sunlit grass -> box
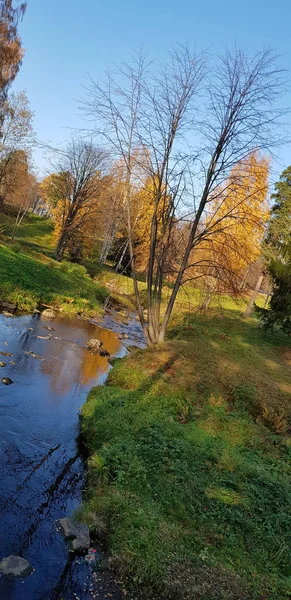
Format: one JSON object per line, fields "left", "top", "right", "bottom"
{"left": 80, "top": 313, "right": 291, "bottom": 599}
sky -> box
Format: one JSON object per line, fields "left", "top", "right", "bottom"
{"left": 14, "top": 0, "right": 291, "bottom": 183}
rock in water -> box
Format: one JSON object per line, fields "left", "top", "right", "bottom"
{"left": 0, "top": 555, "right": 33, "bottom": 578}
{"left": 99, "top": 349, "right": 110, "bottom": 357}
{"left": 0, "top": 362, "right": 6, "bottom": 367}
{"left": 56, "top": 517, "right": 90, "bottom": 552}
{"left": 41, "top": 308, "right": 56, "bottom": 319}
{"left": 1, "top": 377, "right": 13, "bottom": 385}
{"left": 86, "top": 339, "right": 103, "bottom": 353}
{"left": 24, "top": 351, "right": 43, "bottom": 360}
{"left": 0, "top": 301, "right": 16, "bottom": 313}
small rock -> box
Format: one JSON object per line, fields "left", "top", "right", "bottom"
{"left": 1, "top": 377, "right": 13, "bottom": 385}
{"left": 33, "top": 309, "right": 40, "bottom": 314}
{"left": 56, "top": 517, "right": 90, "bottom": 552}
{"left": 99, "top": 349, "right": 110, "bottom": 357}
{"left": 36, "top": 335, "right": 51, "bottom": 340}
{"left": 10, "top": 361, "right": 16, "bottom": 365}
{"left": 41, "top": 309, "right": 56, "bottom": 319}
{"left": 86, "top": 339, "right": 103, "bottom": 353}
{"left": 24, "top": 351, "right": 43, "bottom": 360}
{"left": 2, "top": 311, "right": 13, "bottom": 317}
{"left": 44, "top": 326, "right": 54, "bottom": 332}
{"left": 0, "top": 362, "right": 6, "bottom": 367}
{"left": 85, "top": 548, "right": 98, "bottom": 564}
{"left": 0, "top": 301, "right": 16, "bottom": 312}
{"left": 0, "top": 555, "right": 33, "bottom": 578}
{"left": 0, "top": 351, "right": 13, "bottom": 357}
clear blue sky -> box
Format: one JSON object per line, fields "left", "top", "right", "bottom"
{"left": 14, "top": 0, "right": 291, "bottom": 182}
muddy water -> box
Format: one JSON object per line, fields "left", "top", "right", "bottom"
{"left": 0, "top": 311, "right": 142, "bottom": 599}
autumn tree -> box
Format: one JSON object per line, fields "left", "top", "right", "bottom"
{"left": 0, "top": 0, "right": 26, "bottom": 137}
{"left": 0, "top": 90, "right": 33, "bottom": 211}
{"left": 84, "top": 46, "right": 284, "bottom": 345}
{"left": 99, "top": 164, "right": 128, "bottom": 266}
{"left": 186, "top": 152, "right": 270, "bottom": 309}
{"left": 109, "top": 175, "right": 161, "bottom": 274}
{"left": 41, "top": 139, "right": 107, "bottom": 261}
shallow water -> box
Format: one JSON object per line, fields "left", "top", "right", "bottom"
{"left": 0, "top": 311, "right": 141, "bottom": 599}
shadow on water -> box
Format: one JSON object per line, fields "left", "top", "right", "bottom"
{"left": 0, "top": 311, "right": 143, "bottom": 599}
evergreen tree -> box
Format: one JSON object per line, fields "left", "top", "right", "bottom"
{"left": 259, "top": 166, "right": 291, "bottom": 334}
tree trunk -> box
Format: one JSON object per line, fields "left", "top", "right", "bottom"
{"left": 239, "top": 265, "right": 250, "bottom": 291}
{"left": 55, "top": 232, "right": 68, "bottom": 261}
{"left": 264, "top": 292, "right": 271, "bottom": 309}
{"left": 115, "top": 240, "right": 129, "bottom": 272}
{"left": 11, "top": 204, "right": 28, "bottom": 242}
{"left": 244, "top": 273, "right": 264, "bottom": 317}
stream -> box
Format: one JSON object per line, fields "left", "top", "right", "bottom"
{"left": 0, "top": 309, "right": 144, "bottom": 600}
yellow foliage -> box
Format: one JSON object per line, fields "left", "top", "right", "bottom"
{"left": 189, "top": 152, "right": 270, "bottom": 295}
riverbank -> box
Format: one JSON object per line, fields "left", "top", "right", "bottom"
{"left": 0, "top": 309, "right": 136, "bottom": 599}
{"left": 0, "top": 213, "right": 108, "bottom": 316}
{"left": 80, "top": 312, "right": 291, "bottom": 600}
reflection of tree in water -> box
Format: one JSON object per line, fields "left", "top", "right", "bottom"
{"left": 40, "top": 320, "right": 121, "bottom": 395}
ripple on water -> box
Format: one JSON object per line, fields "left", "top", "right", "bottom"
{"left": 0, "top": 310, "right": 141, "bottom": 600}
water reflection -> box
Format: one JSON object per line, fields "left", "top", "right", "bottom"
{"left": 0, "top": 311, "right": 132, "bottom": 600}
{"left": 39, "top": 317, "right": 122, "bottom": 395}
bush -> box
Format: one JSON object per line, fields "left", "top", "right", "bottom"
{"left": 10, "top": 242, "right": 22, "bottom": 254}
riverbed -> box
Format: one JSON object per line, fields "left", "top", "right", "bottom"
{"left": 0, "top": 310, "right": 143, "bottom": 599}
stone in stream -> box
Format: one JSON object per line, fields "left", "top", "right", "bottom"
{"left": 0, "top": 361, "right": 6, "bottom": 367}
{"left": 0, "top": 555, "right": 33, "bottom": 578}
{"left": 56, "top": 517, "right": 90, "bottom": 552}
{"left": 86, "top": 339, "right": 103, "bottom": 353}
{"left": 1, "top": 377, "right": 13, "bottom": 385}
{"left": 41, "top": 308, "right": 56, "bottom": 319}
{"left": 0, "top": 301, "right": 16, "bottom": 313}
{"left": 24, "top": 351, "right": 44, "bottom": 360}
{"left": 2, "top": 311, "right": 14, "bottom": 317}
{"left": 99, "top": 349, "right": 110, "bottom": 357}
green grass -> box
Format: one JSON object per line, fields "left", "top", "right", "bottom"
{"left": 97, "top": 268, "right": 268, "bottom": 318}
{"left": 0, "top": 245, "right": 108, "bottom": 314}
{"left": 2, "top": 208, "right": 291, "bottom": 597}
{"left": 1, "top": 211, "right": 56, "bottom": 255}
{"left": 0, "top": 212, "right": 108, "bottom": 315}
{"left": 80, "top": 313, "right": 291, "bottom": 599}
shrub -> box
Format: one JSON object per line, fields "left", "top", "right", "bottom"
{"left": 10, "top": 242, "right": 22, "bottom": 254}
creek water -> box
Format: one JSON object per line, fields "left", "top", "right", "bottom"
{"left": 0, "top": 310, "right": 143, "bottom": 600}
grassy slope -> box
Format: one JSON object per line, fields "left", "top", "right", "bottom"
{"left": 0, "top": 212, "right": 107, "bottom": 315}
{"left": 97, "top": 267, "right": 267, "bottom": 316}
{"left": 81, "top": 311, "right": 291, "bottom": 599}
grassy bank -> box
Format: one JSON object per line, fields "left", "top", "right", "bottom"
{"left": 0, "top": 212, "right": 107, "bottom": 315}
{"left": 80, "top": 312, "right": 291, "bottom": 599}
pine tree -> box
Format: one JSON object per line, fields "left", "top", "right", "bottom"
{"left": 259, "top": 166, "right": 291, "bottom": 334}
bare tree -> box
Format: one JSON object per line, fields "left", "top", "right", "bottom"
{"left": 83, "top": 46, "right": 285, "bottom": 345}
{"left": 47, "top": 139, "right": 107, "bottom": 261}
